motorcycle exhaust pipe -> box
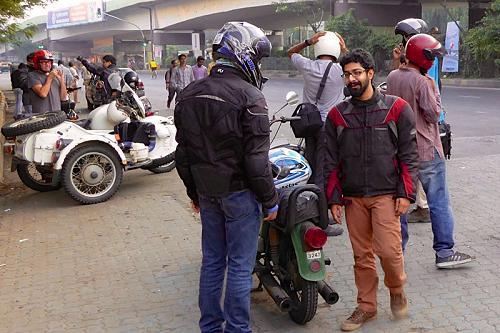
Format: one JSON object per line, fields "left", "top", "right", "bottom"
{"left": 317, "top": 280, "right": 339, "bottom": 305}
{"left": 257, "top": 271, "right": 292, "bottom": 312}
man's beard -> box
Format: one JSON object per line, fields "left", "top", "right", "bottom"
{"left": 347, "top": 79, "right": 369, "bottom": 98}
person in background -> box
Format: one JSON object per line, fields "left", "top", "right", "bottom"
{"left": 28, "top": 50, "right": 67, "bottom": 114}
{"left": 78, "top": 54, "right": 120, "bottom": 103}
{"left": 325, "top": 49, "right": 418, "bottom": 331}
{"left": 288, "top": 30, "right": 348, "bottom": 236}
{"left": 10, "top": 63, "right": 28, "bottom": 119}
{"left": 386, "top": 34, "right": 473, "bottom": 268}
{"left": 165, "top": 59, "right": 178, "bottom": 108}
{"left": 192, "top": 56, "right": 208, "bottom": 80}
{"left": 171, "top": 53, "right": 194, "bottom": 95}
{"left": 68, "top": 61, "right": 80, "bottom": 103}
{"left": 149, "top": 59, "right": 158, "bottom": 79}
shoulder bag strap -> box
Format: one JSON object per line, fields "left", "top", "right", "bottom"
{"left": 315, "top": 61, "right": 334, "bottom": 105}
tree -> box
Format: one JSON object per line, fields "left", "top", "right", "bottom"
{"left": 325, "top": 9, "right": 371, "bottom": 50}
{"left": 464, "top": 0, "right": 500, "bottom": 76}
{"left": 0, "top": 0, "right": 52, "bottom": 44}
{"left": 274, "top": 0, "right": 329, "bottom": 33}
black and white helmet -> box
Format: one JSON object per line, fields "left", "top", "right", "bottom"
{"left": 212, "top": 21, "right": 271, "bottom": 89}
{"left": 395, "top": 18, "right": 429, "bottom": 45}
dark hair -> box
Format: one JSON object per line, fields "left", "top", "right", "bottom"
{"left": 58, "top": 60, "right": 64, "bottom": 66}
{"left": 102, "top": 55, "right": 116, "bottom": 65}
{"left": 178, "top": 54, "right": 187, "bottom": 60}
{"left": 196, "top": 56, "right": 205, "bottom": 62}
{"left": 26, "top": 53, "right": 35, "bottom": 61}
{"left": 68, "top": 61, "right": 74, "bottom": 67}
{"left": 339, "top": 48, "right": 376, "bottom": 71}
{"left": 18, "top": 63, "right": 27, "bottom": 69}
{"left": 171, "top": 59, "right": 177, "bottom": 64}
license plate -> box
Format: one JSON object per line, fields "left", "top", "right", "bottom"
{"left": 306, "top": 250, "right": 321, "bottom": 260}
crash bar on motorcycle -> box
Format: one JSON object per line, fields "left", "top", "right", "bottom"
{"left": 284, "top": 185, "right": 329, "bottom": 235}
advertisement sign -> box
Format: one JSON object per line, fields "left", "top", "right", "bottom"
{"left": 442, "top": 21, "right": 460, "bottom": 73}
{"left": 47, "top": 0, "right": 104, "bottom": 29}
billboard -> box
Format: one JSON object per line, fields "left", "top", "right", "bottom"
{"left": 442, "top": 21, "right": 460, "bottom": 73}
{"left": 47, "top": 0, "right": 104, "bottom": 29}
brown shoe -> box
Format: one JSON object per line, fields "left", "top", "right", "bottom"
{"left": 341, "top": 308, "right": 377, "bottom": 331}
{"left": 408, "top": 207, "right": 430, "bottom": 223}
{"left": 390, "top": 292, "right": 408, "bottom": 319}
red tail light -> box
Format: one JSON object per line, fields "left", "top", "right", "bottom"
{"left": 304, "top": 226, "right": 327, "bottom": 249}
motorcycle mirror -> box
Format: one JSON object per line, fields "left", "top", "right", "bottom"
{"left": 285, "top": 91, "right": 299, "bottom": 106}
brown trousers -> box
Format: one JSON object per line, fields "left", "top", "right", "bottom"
{"left": 344, "top": 195, "right": 406, "bottom": 313}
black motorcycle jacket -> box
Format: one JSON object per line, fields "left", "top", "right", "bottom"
{"left": 324, "top": 90, "right": 418, "bottom": 205}
{"left": 80, "top": 59, "right": 118, "bottom": 99}
{"left": 174, "top": 65, "right": 279, "bottom": 209}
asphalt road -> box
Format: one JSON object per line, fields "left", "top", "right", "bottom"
{"left": 139, "top": 74, "right": 500, "bottom": 159}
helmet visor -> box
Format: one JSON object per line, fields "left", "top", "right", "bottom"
{"left": 423, "top": 45, "right": 445, "bottom": 61}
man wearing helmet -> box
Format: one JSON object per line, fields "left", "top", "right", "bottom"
{"left": 325, "top": 49, "right": 418, "bottom": 331}
{"left": 28, "top": 50, "right": 67, "bottom": 114}
{"left": 288, "top": 31, "right": 348, "bottom": 236}
{"left": 386, "top": 34, "right": 473, "bottom": 269}
{"left": 174, "top": 22, "right": 279, "bottom": 333}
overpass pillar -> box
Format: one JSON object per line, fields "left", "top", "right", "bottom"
{"left": 268, "top": 31, "right": 284, "bottom": 52}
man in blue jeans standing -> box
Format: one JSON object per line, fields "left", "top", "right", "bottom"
{"left": 174, "top": 22, "right": 279, "bottom": 332}
{"left": 387, "top": 33, "right": 473, "bottom": 268}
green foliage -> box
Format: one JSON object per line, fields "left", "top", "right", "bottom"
{"left": 274, "top": 0, "right": 327, "bottom": 32}
{"left": 325, "top": 9, "right": 398, "bottom": 73}
{"left": 325, "top": 9, "right": 371, "bottom": 50}
{"left": 464, "top": 0, "right": 500, "bottom": 76}
{"left": 0, "top": 0, "right": 51, "bottom": 44}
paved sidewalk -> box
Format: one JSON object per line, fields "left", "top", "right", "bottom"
{"left": 1, "top": 149, "right": 499, "bottom": 332}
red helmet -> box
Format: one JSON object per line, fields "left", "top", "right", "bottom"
{"left": 405, "top": 34, "right": 444, "bottom": 71}
{"left": 32, "top": 50, "right": 54, "bottom": 70}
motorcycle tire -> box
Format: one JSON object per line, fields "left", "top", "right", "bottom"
{"left": 288, "top": 278, "right": 318, "bottom": 325}
{"left": 17, "top": 162, "right": 61, "bottom": 192}
{"left": 1, "top": 111, "right": 67, "bottom": 137}
{"left": 142, "top": 152, "right": 175, "bottom": 174}
{"left": 61, "top": 144, "right": 123, "bottom": 205}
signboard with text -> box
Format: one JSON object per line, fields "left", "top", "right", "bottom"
{"left": 442, "top": 21, "right": 460, "bottom": 73}
{"left": 47, "top": 0, "right": 104, "bottom": 29}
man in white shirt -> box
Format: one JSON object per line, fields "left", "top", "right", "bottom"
{"left": 288, "top": 31, "right": 348, "bottom": 236}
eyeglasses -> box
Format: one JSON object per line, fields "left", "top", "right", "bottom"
{"left": 341, "top": 69, "right": 367, "bottom": 79}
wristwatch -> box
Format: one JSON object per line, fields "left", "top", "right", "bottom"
{"left": 304, "top": 39, "right": 311, "bottom": 46}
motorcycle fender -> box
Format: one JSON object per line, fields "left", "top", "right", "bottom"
{"left": 290, "top": 224, "right": 326, "bottom": 282}
{"left": 53, "top": 138, "right": 127, "bottom": 170}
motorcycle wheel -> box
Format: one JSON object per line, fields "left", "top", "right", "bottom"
{"left": 17, "top": 162, "right": 61, "bottom": 192}
{"left": 61, "top": 144, "right": 123, "bottom": 204}
{"left": 147, "top": 161, "right": 175, "bottom": 174}
{"left": 142, "top": 152, "right": 175, "bottom": 174}
{"left": 288, "top": 278, "right": 318, "bottom": 324}
{"left": 1, "top": 111, "right": 67, "bottom": 137}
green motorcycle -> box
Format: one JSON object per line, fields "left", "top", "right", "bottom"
{"left": 254, "top": 185, "right": 339, "bottom": 324}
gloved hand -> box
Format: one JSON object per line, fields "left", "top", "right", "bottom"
{"left": 264, "top": 204, "right": 279, "bottom": 221}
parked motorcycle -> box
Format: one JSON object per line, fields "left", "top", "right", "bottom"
{"left": 1, "top": 79, "right": 177, "bottom": 204}
{"left": 253, "top": 92, "right": 339, "bottom": 324}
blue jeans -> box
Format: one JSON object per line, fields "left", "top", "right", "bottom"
{"left": 13, "top": 88, "right": 23, "bottom": 118}
{"left": 401, "top": 149, "right": 455, "bottom": 258}
{"left": 198, "top": 189, "right": 262, "bottom": 333}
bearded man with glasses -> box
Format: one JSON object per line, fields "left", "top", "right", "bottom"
{"left": 324, "top": 49, "right": 419, "bottom": 331}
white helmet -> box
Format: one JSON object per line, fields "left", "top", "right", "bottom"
{"left": 314, "top": 31, "right": 341, "bottom": 60}
{"left": 269, "top": 147, "right": 311, "bottom": 190}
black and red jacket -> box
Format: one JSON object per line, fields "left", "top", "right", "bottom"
{"left": 324, "top": 90, "right": 418, "bottom": 205}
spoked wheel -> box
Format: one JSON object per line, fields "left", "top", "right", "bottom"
{"left": 61, "top": 145, "right": 123, "bottom": 204}
{"left": 16, "top": 162, "right": 61, "bottom": 192}
{"left": 285, "top": 258, "right": 318, "bottom": 324}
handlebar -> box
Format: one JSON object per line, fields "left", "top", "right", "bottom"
{"left": 269, "top": 116, "right": 301, "bottom": 126}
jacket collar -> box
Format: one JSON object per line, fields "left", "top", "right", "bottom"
{"left": 211, "top": 64, "right": 249, "bottom": 83}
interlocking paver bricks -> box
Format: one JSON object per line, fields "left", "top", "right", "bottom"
{"left": 1, "top": 151, "right": 500, "bottom": 332}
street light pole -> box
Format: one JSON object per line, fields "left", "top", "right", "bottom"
{"left": 103, "top": 12, "right": 147, "bottom": 69}
{"left": 140, "top": 6, "right": 155, "bottom": 63}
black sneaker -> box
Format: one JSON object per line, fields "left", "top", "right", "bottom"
{"left": 436, "top": 251, "right": 473, "bottom": 269}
